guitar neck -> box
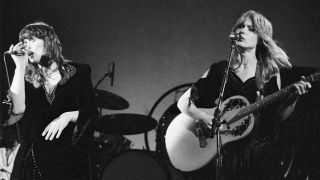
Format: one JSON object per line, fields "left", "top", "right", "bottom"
{"left": 229, "top": 73, "right": 320, "bottom": 124}
{"left": 236, "top": 86, "right": 290, "bottom": 120}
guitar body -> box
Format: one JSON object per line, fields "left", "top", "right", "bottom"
{"left": 165, "top": 95, "right": 254, "bottom": 172}
{"left": 165, "top": 72, "right": 320, "bottom": 172}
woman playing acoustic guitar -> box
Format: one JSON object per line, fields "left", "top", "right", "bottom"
{"left": 174, "top": 10, "right": 312, "bottom": 180}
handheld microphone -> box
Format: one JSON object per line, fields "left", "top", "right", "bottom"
{"left": 4, "top": 50, "right": 25, "bottom": 56}
{"left": 229, "top": 33, "right": 241, "bottom": 41}
{"left": 110, "top": 62, "right": 115, "bottom": 86}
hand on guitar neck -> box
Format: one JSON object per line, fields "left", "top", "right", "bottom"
{"left": 286, "top": 75, "right": 310, "bottom": 99}
{"left": 278, "top": 75, "right": 313, "bottom": 122}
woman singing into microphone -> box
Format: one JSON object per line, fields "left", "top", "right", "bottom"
{"left": 6, "top": 21, "right": 98, "bottom": 180}
{"left": 177, "top": 10, "right": 311, "bottom": 179}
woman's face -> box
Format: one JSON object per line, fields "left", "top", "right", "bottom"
{"left": 234, "top": 19, "right": 258, "bottom": 50}
{"left": 23, "top": 36, "right": 45, "bottom": 63}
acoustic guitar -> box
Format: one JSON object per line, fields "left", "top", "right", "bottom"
{"left": 165, "top": 73, "right": 320, "bottom": 172}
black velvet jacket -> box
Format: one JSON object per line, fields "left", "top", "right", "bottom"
{"left": 13, "top": 62, "right": 98, "bottom": 180}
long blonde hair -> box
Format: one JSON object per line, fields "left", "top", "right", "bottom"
{"left": 231, "top": 10, "right": 291, "bottom": 82}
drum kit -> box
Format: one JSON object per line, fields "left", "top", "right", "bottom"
{"left": 92, "top": 88, "right": 184, "bottom": 180}
{"left": 94, "top": 88, "right": 157, "bottom": 136}
{"left": 91, "top": 64, "right": 186, "bottom": 179}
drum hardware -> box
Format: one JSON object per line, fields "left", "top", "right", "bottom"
{"left": 91, "top": 69, "right": 186, "bottom": 179}
{"left": 147, "top": 83, "right": 192, "bottom": 151}
{"left": 94, "top": 61, "right": 129, "bottom": 110}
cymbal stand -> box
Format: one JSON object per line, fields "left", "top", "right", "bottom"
{"left": 91, "top": 62, "right": 114, "bottom": 180}
{"left": 94, "top": 73, "right": 108, "bottom": 120}
{"left": 94, "top": 62, "right": 115, "bottom": 118}
{"left": 210, "top": 41, "right": 240, "bottom": 180}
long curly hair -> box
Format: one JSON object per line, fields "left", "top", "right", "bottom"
{"left": 231, "top": 10, "right": 291, "bottom": 82}
{"left": 19, "top": 21, "right": 68, "bottom": 67}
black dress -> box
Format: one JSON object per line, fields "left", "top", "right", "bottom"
{"left": 186, "top": 60, "right": 283, "bottom": 180}
{"left": 12, "top": 62, "right": 98, "bottom": 180}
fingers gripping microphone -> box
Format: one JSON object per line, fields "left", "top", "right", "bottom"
{"left": 110, "top": 62, "right": 115, "bottom": 86}
{"left": 4, "top": 50, "right": 25, "bottom": 56}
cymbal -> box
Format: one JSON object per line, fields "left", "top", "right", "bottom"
{"left": 95, "top": 89, "right": 129, "bottom": 110}
{"left": 95, "top": 113, "right": 158, "bottom": 135}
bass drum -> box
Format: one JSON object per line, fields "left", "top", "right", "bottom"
{"left": 101, "top": 150, "right": 185, "bottom": 180}
{"left": 92, "top": 134, "right": 131, "bottom": 180}
{"left": 156, "top": 102, "right": 181, "bottom": 161}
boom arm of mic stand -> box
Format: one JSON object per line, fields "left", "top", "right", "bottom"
{"left": 94, "top": 72, "right": 110, "bottom": 90}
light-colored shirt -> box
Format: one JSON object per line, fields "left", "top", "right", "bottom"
{"left": 0, "top": 144, "right": 20, "bottom": 180}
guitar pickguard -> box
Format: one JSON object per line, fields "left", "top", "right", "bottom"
{"left": 220, "top": 97, "right": 253, "bottom": 137}
{"left": 223, "top": 97, "right": 248, "bottom": 111}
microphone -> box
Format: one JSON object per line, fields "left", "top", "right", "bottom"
{"left": 110, "top": 62, "right": 115, "bottom": 86}
{"left": 4, "top": 50, "right": 25, "bottom": 56}
{"left": 229, "top": 33, "right": 241, "bottom": 41}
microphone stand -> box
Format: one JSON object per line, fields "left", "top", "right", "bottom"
{"left": 94, "top": 72, "right": 112, "bottom": 90}
{"left": 210, "top": 40, "right": 239, "bottom": 180}
{"left": 1, "top": 53, "right": 22, "bottom": 143}
{"left": 94, "top": 61, "right": 115, "bottom": 90}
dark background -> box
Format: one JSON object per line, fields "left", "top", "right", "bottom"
{"left": 1, "top": 0, "right": 320, "bottom": 179}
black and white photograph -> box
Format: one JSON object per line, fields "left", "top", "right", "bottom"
{"left": 1, "top": 0, "right": 320, "bottom": 179}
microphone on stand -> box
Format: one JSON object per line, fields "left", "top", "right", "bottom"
{"left": 110, "top": 62, "right": 115, "bottom": 86}
{"left": 229, "top": 33, "right": 241, "bottom": 41}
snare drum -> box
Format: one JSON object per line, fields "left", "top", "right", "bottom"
{"left": 101, "top": 150, "right": 185, "bottom": 180}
